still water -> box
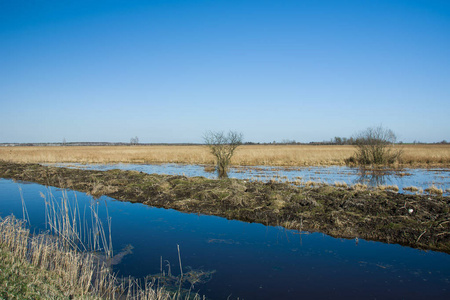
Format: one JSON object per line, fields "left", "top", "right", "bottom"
{"left": 50, "top": 163, "right": 450, "bottom": 195}
{"left": 1, "top": 178, "right": 449, "bottom": 299}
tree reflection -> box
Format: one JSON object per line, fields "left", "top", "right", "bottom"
{"left": 354, "top": 168, "right": 395, "bottom": 187}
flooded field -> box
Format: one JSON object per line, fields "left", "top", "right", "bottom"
{"left": 1, "top": 178, "right": 449, "bottom": 299}
{"left": 51, "top": 163, "right": 450, "bottom": 195}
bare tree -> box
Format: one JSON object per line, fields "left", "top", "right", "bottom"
{"left": 130, "top": 136, "right": 139, "bottom": 145}
{"left": 203, "top": 130, "right": 243, "bottom": 178}
{"left": 351, "top": 125, "right": 402, "bottom": 165}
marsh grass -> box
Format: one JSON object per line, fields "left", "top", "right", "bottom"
{"left": 352, "top": 183, "right": 368, "bottom": 191}
{"left": 424, "top": 185, "right": 444, "bottom": 195}
{"left": 377, "top": 185, "right": 399, "bottom": 192}
{"left": 404, "top": 186, "right": 420, "bottom": 192}
{"left": 0, "top": 215, "right": 115, "bottom": 299}
{"left": 1, "top": 144, "right": 448, "bottom": 167}
{"left": 0, "top": 191, "right": 203, "bottom": 299}
{"left": 334, "top": 181, "right": 348, "bottom": 188}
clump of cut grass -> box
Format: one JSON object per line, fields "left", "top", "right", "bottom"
{"left": 424, "top": 185, "right": 444, "bottom": 195}
{"left": 352, "top": 183, "right": 368, "bottom": 191}
{"left": 388, "top": 185, "right": 399, "bottom": 192}
{"left": 304, "top": 180, "right": 319, "bottom": 187}
{"left": 334, "top": 181, "right": 348, "bottom": 188}
{"left": 377, "top": 185, "right": 399, "bottom": 192}
{"left": 403, "top": 186, "right": 419, "bottom": 192}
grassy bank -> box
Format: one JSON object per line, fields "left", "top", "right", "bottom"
{"left": 0, "top": 215, "right": 196, "bottom": 300}
{"left": 1, "top": 162, "right": 449, "bottom": 254}
{"left": 0, "top": 191, "right": 203, "bottom": 299}
{"left": 0, "top": 215, "right": 110, "bottom": 299}
{"left": 0, "top": 144, "right": 449, "bottom": 167}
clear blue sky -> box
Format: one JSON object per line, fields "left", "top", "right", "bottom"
{"left": 1, "top": 0, "right": 449, "bottom": 143}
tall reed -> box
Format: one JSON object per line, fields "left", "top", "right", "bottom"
{"left": 1, "top": 144, "right": 448, "bottom": 167}
{"left": 0, "top": 189, "right": 203, "bottom": 299}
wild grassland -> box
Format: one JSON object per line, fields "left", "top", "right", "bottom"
{"left": 1, "top": 144, "right": 449, "bottom": 167}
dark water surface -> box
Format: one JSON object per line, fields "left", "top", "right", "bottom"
{"left": 1, "top": 178, "right": 449, "bottom": 299}
{"left": 50, "top": 163, "right": 450, "bottom": 195}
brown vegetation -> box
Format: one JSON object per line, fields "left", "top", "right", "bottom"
{"left": 1, "top": 162, "right": 449, "bottom": 254}
{"left": 350, "top": 125, "right": 403, "bottom": 165}
{"left": 0, "top": 215, "right": 181, "bottom": 300}
{"left": 0, "top": 191, "right": 204, "bottom": 300}
{"left": 0, "top": 144, "right": 449, "bottom": 167}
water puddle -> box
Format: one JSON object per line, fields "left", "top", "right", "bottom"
{"left": 49, "top": 163, "right": 450, "bottom": 195}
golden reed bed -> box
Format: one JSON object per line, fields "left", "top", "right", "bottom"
{"left": 1, "top": 144, "right": 449, "bottom": 167}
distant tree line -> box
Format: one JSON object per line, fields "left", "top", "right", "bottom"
{"left": 229, "top": 138, "right": 450, "bottom": 146}
{"left": 330, "top": 136, "right": 355, "bottom": 145}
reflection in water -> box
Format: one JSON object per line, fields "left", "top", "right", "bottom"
{"left": 1, "top": 179, "right": 449, "bottom": 299}
{"left": 148, "top": 265, "right": 216, "bottom": 291}
{"left": 355, "top": 168, "right": 395, "bottom": 186}
{"left": 94, "top": 244, "right": 134, "bottom": 267}
{"left": 48, "top": 163, "right": 450, "bottom": 195}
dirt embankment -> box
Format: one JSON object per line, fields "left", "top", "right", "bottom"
{"left": 1, "top": 162, "right": 449, "bottom": 254}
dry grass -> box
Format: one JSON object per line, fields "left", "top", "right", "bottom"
{"left": 352, "top": 183, "right": 368, "bottom": 191}
{"left": 0, "top": 144, "right": 449, "bottom": 167}
{"left": 403, "top": 186, "right": 420, "bottom": 192}
{"left": 0, "top": 191, "right": 203, "bottom": 300}
{"left": 0, "top": 215, "right": 115, "bottom": 299}
{"left": 334, "top": 181, "right": 348, "bottom": 188}
{"left": 424, "top": 185, "right": 444, "bottom": 195}
{"left": 399, "top": 144, "right": 450, "bottom": 166}
{"left": 0, "top": 215, "right": 190, "bottom": 300}
{"left": 377, "top": 185, "right": 399, "bottom": 192}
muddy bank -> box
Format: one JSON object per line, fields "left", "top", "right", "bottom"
{"left": 1, "top": 161, "right": 449, "bottom": 254}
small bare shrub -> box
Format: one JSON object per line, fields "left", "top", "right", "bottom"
{"left": 203, "top": 130, "right": 243, "bottom": 178}
{"left": 350, "top": 125, "right": 403, "bottom": 165}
